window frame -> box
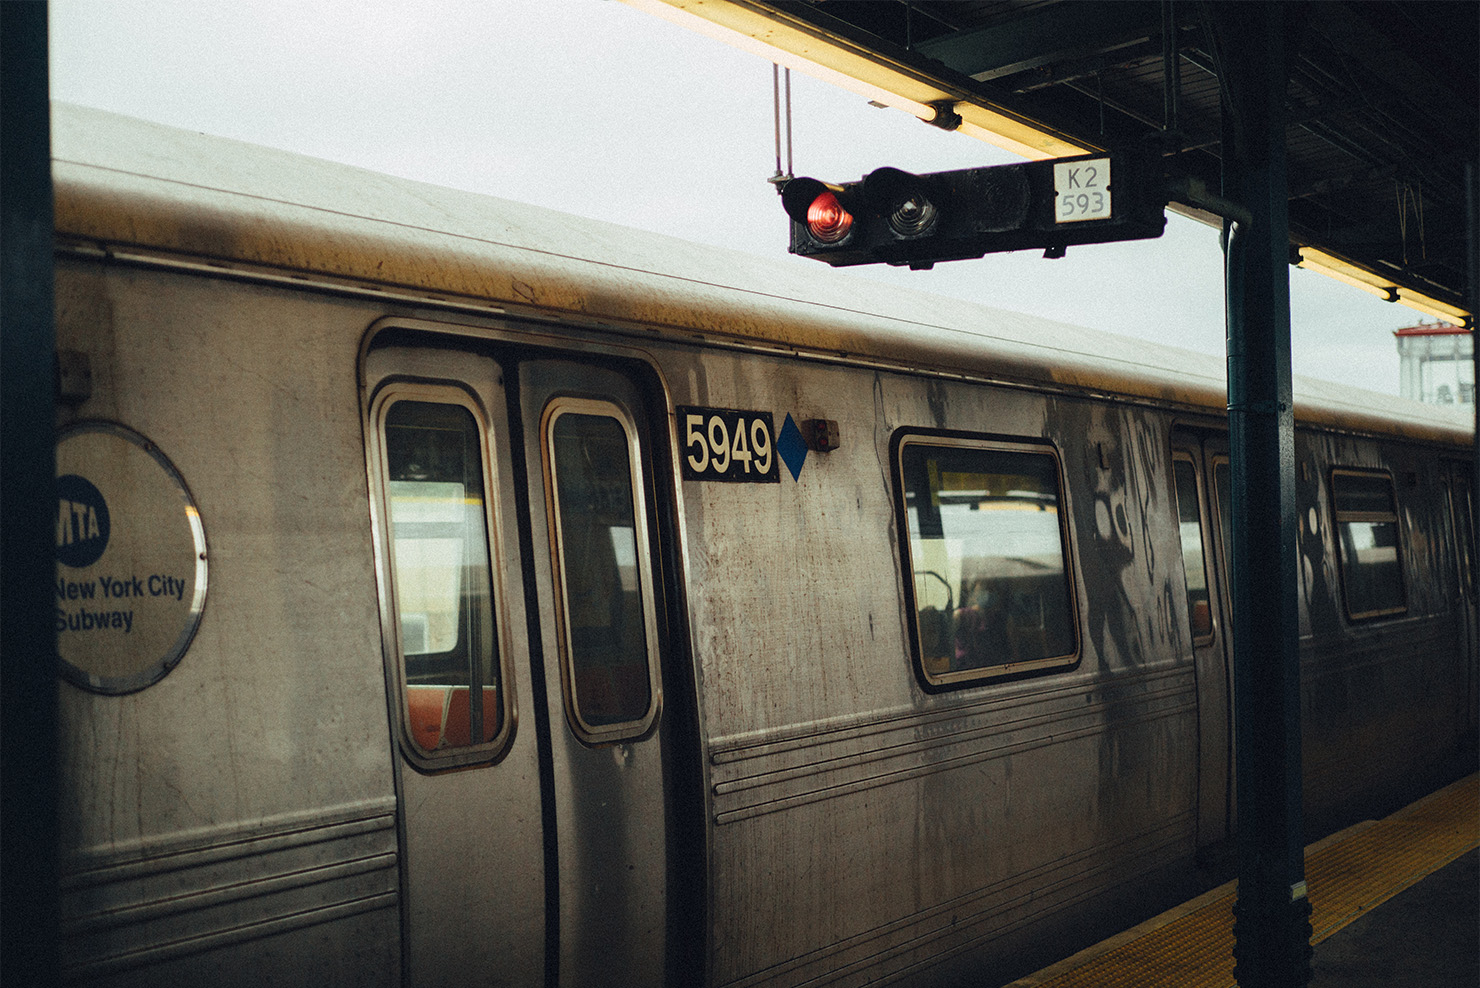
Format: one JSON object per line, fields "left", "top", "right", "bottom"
{"left": 370, "top": 381, "right": 517, "bottom": 771}
{"left": 893, "top": 431, "right": 1081, "bottom": 689}
{"left": 541, "top": 395, "right": 663, "bottom": 744}
{"left": 1329, "top": 466, "right": 1408, "bottom": 622}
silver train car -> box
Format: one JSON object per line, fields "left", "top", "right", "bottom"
{"left": 48, "top": 104, "right": 1475, "bottom": 987}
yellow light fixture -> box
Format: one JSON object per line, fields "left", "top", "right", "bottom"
{"left": 1396, "top": 288, "right": 1472, "bottom": 325}
{"left": 1296, "top": 248, "right": 1398, "bottom": 301}
{"left": 1298, "top": 248, "right": 1471, "bottom": 324}
{"left": 622, "top": 0, "right": 1089, "bottom": 160}
{"left": 954, "top": 104, "right": 1086, "bottom": 161}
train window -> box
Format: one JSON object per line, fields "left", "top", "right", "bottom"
{"left": 1330, "top": 469, "right": 1407, "bottom": 620}
{"left": 544, "top": 398, "right": 661, "bottom": 742}
{"left": 380, "top": 396, "right": 509, "bottom": 764}
{"left": 897, "top": 436, "right": 1077, "bottom": 686}
{"left": 1173, "top": 457, "right": 1214, "bottom": 642}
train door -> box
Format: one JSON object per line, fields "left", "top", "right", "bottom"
{"left": 1171, "top": 434, "right": 1234, "bottom": 850}
{"left": 517, "top": 357, "right": 673, "bottom": 987}
{"left": 365, "top": 345, "right": 545, "bottom": 986}
{"left": 1444, "top": 460, "right": 1477, "bottom": 734}
{"left": 366, "top": 341, "right": 683, "bottom": 988}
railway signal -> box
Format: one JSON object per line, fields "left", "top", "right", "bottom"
{"left": 779, "top": 152, "right": 1167, "bottom": 269}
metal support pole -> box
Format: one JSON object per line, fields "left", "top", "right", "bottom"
{"left": 1214, "top": 4, "right": 1312, "bottom": 986}
{"left": 1, "top": 2, "right": 60, "bottom": 985}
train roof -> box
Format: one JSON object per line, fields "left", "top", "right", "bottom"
{"left": 51, "top": 103, "right": 1472, "bottom": 447}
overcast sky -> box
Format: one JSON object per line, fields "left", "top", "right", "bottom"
{"left": 48, "top": 0, "right": 1432, "bottom": 394}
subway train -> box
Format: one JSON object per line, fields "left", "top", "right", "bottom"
{"left": 48, "top": 103, "right": 1475, "bottom": 987}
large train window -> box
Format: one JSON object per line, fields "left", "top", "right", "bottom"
{"left": 897, "top": 435, "right": 1078, "bottom": 686}
{"left": 1330, "top": 468, "right": 1407, "bottom": 620}
{"left": 1172, "top": 455, "right": 1215, "bottom": 642}
{"left": 543, "top": 398, "right": 661, "bottom": 743}
{"left": 376, "top": 391, "right": 512, "bottom": 767}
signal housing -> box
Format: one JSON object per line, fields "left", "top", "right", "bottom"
{"left": 781, "top": 151, "right": 1167, "bottom": 269}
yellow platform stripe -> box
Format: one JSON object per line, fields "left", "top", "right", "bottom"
{"left": 1008, "top": 774, "right": 1479, "bottom": 988}
{"left": 1307, "top": 775, "right": 1478, "bottom": 943}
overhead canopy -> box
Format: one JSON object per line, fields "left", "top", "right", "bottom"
{"left": 631, "top": 0, "right": 1476, "bottom": 325}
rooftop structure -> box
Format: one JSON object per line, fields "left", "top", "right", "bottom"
{"left": 1395, "top": 323, "right": 1475, "bottom": 406}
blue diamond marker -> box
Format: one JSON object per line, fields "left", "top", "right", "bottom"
{"left": 777, "top": 413, "right": 808, "bottom": 481}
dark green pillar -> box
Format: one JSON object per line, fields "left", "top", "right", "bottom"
{"left": 1213, "top": 4, "right": 1312, "bottom": 986}
{"left": 1, "top": 2, "right": 60, "bottom": 985}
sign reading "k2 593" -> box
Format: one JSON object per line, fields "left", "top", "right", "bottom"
{"left": 677, "top": 406, "right": 779, "bottom": 483}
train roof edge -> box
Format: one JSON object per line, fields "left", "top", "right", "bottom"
{"left": 48, "top": 102, "right": 1473, "bottom": 447}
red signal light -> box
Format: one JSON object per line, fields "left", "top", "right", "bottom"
{"left": 806, "top": 192, "right": 853, "bottom": 243}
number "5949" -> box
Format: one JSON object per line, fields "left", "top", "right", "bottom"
{"left": 677, "top": 406, "right": 779, "bottom": 484}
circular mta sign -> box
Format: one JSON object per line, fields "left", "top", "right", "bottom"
{"left": 55, "top": 422, "right": 208, "bottom": 694}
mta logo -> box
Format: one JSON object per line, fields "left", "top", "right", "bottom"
{"left": 56, "top": 474, "right": 110, "bottom": 568}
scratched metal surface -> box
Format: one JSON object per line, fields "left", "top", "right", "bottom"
{"left": 1296, "top": 429, "right": 1471, "bottom": 833}
{"left": 668, "top": 344, "right": 1200, "bottom": 985}
{"left": 53, "top": 264, "right": 402, "bottom": 985}
{"left": 51, "top": 260, "right": 1472, "bottom": 988}
{"left": 361, "top": 343, "right": 549, "bottom": 988}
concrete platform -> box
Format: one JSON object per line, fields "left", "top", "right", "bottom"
{"left": 1006, "top": 774, "right": 1479, "bottom": 988}
{"left": 1309, "top": 846, "right": 1477, "bottom": 988}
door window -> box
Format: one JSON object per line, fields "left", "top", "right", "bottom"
{"left": 377, "top": 393, "right": 511, "bottom": 766}
{"left": 544, "top": 398, "right": 661, "bottom": 742}
{"left": 1173, "top": 456, "right": 1215, "bottom": 642}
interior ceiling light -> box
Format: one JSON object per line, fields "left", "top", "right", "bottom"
{"left": 622, "top": 0, "right": 1090, "bottom": 160}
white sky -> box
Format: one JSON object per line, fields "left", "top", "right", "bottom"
{"left": 48, "top": 0, "right": 1435, "bottom": 395}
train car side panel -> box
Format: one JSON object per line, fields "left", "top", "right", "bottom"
{"left": 54, "top": 263, "right": 401, "bottom": 985}
{"left": 678, "top": 351, "right": 1200, "bottom": 986}
{"left": 1297, "top": 429, "right": 1471, "bottom": 828}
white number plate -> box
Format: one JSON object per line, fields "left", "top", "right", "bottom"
{"left": 1054, "top": 158, "right": 1112, "bottom": 223}
{"left": 678, "top": 406, "right": 779, "bottom": 483}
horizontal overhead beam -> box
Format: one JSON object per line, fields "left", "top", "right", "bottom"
{"left": 622, "top": 0, "right": 1093, "bottom": 159}
{"left": 626, "top": 0, "right": 1473, "bottom": 324}
{"left": 916, "top": 0, "right": 1160, "bottom": 82}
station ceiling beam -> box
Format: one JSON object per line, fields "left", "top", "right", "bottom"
{"left": 630, "top": 0, "right": 1477, "bottom": 326}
